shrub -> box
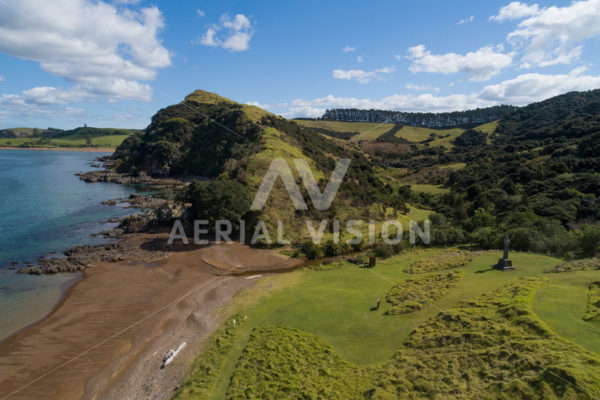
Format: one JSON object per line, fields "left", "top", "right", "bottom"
{"left": 185, "top": 179, "right": 251, "bottom": 235}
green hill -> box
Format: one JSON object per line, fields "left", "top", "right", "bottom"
{"left": 113, "top": 90, "right": 415, "bottom": 240}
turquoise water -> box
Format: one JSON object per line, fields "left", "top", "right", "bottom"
{"left": 0, "top": 149, "right": 140, "bottom": 339}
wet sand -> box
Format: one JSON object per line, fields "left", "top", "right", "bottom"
{"left": 0, "top": 234, "right": 302, "bottom": 400}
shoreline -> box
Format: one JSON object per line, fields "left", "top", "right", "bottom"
{"left": 0, "top": 271, "right": 83, "bottom": 344}
{"left": 0, "top": 146, "right": 115, "bottom": 152}
{"left": 0, "top": 233, "right": 303, "bottom": 399}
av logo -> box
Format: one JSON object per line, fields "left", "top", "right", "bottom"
{"left": 250, "top": 158, "right": 351, "bottom": 211}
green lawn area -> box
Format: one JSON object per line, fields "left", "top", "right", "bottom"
{"left": 533, "top": 270, "right": 600, "bottom": 354}
{"left": 171, "top": 248, "right": 600, "bottom": 399}
{"left": 0, "top": 133, "right": 129, "bottom": 148}
{"left": 294, "top": 120, "right": 394, "bottom": 141}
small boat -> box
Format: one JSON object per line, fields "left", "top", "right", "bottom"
{"left": 161, "top": 342, "right": 186, "bottom": 369}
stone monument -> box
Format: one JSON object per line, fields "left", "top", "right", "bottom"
{"left": 496, "top": 234, "right": 516, "bottom": 270}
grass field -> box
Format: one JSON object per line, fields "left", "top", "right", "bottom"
{"left": 409, "top": 183, "right": 450, "bottom": 194}
{"left": 172, "top": 248, "right": 600, "bottom": 399}
{"left": 473, "top": 120, "right": 499, "bottom": 134}
{"left": 394, "top": 126, "right": 465, "bottom": 148}
{"left": 294, "top": 120, "right": 394, "bottom": 141}
{"left": 0, "top": 133, "right": 130, "bottom": 148}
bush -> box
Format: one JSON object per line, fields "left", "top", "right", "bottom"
{"left": 185, "top": 179, "right": 251, "bottom": 235}
{"left": 580, "top": 225, "right": 600, "bottom": 257}
{"left": 301, "top": 241, "right": 324, "bottom": 259}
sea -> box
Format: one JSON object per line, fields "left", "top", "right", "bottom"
{"left": 0, "top": 149, "right": 141, "bottom": 340}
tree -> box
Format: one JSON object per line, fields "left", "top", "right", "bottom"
{"left": 185, "top": 180, "right": 252, "bottom": 235}
{"left": 580, "top": 225, "right": 600, "bottom": 257}
{"left": 85, "top": 134, "right": 92, "bottom": 146}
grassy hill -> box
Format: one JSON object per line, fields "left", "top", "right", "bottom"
{"left": 0, "top": 126, "right": 138, "bottom": 148}
{"left": 293, "top": 119, "right": 500, "bottom": 150}
{"left": 113, "top": 90, "right": 420, "bottom": 240}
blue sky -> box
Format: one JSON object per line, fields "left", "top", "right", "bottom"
{"left": 1, "top": 0, "right": 600, "bottom": 129}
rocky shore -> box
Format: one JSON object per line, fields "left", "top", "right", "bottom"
{"left": 16, "top": 159, "right": 189, "bottom": 275}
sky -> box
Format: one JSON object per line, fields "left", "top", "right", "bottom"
{"left": 1, "top": 0, "right": 600, "bottom": 129}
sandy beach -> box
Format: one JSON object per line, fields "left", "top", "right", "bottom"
{"left": 0, "top": 233, "right": 302, "bottom": 400}
{"left": 0, "top": 147, "right": 115, "bottom": 152}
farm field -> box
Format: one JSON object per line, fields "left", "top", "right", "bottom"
{"left": 294, "top": 119, "right": 394, "bottom": 141}
{"left": 0, "top": 133, "right": 130, "bottom": 148}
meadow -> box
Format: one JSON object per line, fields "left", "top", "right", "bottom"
{"left": 173, "top": 248, "right": 600, "bottom": 399}
{"left": 294, "top": 119, "right": 394, "bottom": 141}
{"left": 0, "top": 133, "right": 129, "bottom": 148}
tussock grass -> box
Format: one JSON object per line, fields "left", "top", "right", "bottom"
{"left": 226, "top": 326, "right": 376, "bottom": 399}
{"left": 385, "top": 270, "right": 464, "bottom": 315}
{"left": 584, "top": 281, "right": 600, "bottom": 321}
{"left": 404, "top": 251, "right": 475, "bottom": 274}
{"left": 546, "top": 258, "right": 600, "bottom": 273}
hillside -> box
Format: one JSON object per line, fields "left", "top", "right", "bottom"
{"left": 113, "top": 90, "right": 417, "bottom": 241}
{"left": 377, "top": 89, "right": 600, "bottom": 258}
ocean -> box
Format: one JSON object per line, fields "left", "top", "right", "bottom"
{"left": 0, "top": 149, "right": 140, "bottom": 340}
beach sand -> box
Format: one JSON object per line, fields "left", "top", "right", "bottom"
{"left": 0, "top": 233, "right": 302, "bottom": 400}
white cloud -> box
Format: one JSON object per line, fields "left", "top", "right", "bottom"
{"left": 196, "top": 9, "right": 205, "bottom": 17}
{"left": 501, "top": 0, "right": 600, "bottom": 67}
{"left": 457, "top": 15, "right": 475, "bottom": 25}
{"left": 0, "top": 88, "right": 86, "bottom": 119}
{"left": 0, "top": 0, "right": 171, "bottom": 102}
{"left": 490, "top": 2, "right": 540, "bottom": 21}
{"left": 478, "top": 67, "right": 600, "bottom": 103}
{"left": 200, "top": 13, "right": 255, "bottom": 52}
{"left": 332, "top": 66, "right": 395, "bottom": 84}
{"left": 342, "top": 46, "right": 356, "bottom": 53}
{"left": 0, "top": 76, "right": 5, "bottom": 82}
{"left": 282, "top": 69, "right": 600, "bottom": 117}
{"left": 356, "top": 56, "right": 364, "bottom": 63}
{"left": 246, "top": 101, "right": 271, "bottom": 109}
{"left": 405, "top": 83, "right": 440, "bottom": 92}
{"left": 283, "top": 93, "right": 491, "bottom": 118}
{"left": 407, "top": 44, "right": 513, "bottom": 81}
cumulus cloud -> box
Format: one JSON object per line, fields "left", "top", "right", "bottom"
{"left": 406, "top": 44, "right": 513, "bottom": 81}
{"left": 499, "top": 0, "right": 600, "bottom": 67}
{"left": 0, "top": 89, "right": 85, "bottom": 119}
{"left": 489, "top": 2, "right": 540, "bottom": 21}
{"left": 332, "top": 66, "right": 395, "bottom": 84}
{"left": 200, "top": 13, "right": 255, "bottom": 52}
{"left": 0, "top": 0, "right": 171, "bottom": 104}
{"left": 457, "top": 15, "right": 475, "bottom": 25}
{"left": 196, "top": 9, "right": 205, "bottom": 17}
{"left": 0, "top": 76, "right": 5, "bottom": 82}
{"left": 356, "top": 56, "right": 364, "bottom": 63}
{"left": 478, "top": 67, "right": 600, "bottom": 103}
{"left": 282, "top": 69, "right": 600, "bottom": 117}
{"left": 342, "top": 46, "right": 356, "bottom": 53}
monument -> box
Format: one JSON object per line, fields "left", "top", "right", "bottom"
{"left": 495, "top": 234, "right": 516, "bottom": 270}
